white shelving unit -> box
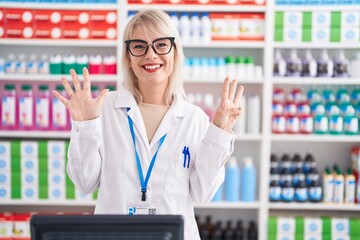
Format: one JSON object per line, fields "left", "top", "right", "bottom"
{"left": 1, "top": 1, "right": 360, "bottom": 240}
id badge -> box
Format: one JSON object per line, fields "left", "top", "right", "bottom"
{"left": 126, "top": 197, "right": 160, "bottom": 216}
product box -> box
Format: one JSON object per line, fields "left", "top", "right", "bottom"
{"left": 48, "top": 141, "right": 65, "bottom": 157}
{"left": 341, "top": 27, "right": 359, "bottom": 42}
{"left": 0, "top": 213, "right": 13, "bottom": 239}
{"left": 48, "top": 157, "right": 65, "bottom": 172}
{"left": 304, "top": 234, "right": 321, "bottom": 240}
{"left": 312, "top": 11, "right": 331, "bottom": 27}
{"left": 33, "top": 10, "right": 62, "bottom": 39}
{"left": 332, "top": 218, "right": 349, "bottom": 236}
{"left": 0, "top": 9, "right": 5, "bottom": 38}
{"left": 21, "top": 141, "right": 38, "bottom": 157}
{"left": 341, "top": 11, "right": 360, "bottom": 27}
{"left": 4, "top": 9, "right": 34, "bottom": 39}
{"left": 278, "top": 217, "right": 295, "bottom": 234}
{"left": 211, "top": 13, "right": 240, "bottom": 40}
{"left": 21, "top": 184, "right": 38, "bottom": 200}
{"left": 312, "top": 28, "right": 330, "bottom": 42}
{"left": 0, "top": 156, "right": 10, "bottom": 172}
{"left": 304, "top": 217, "right": 322, "bottom": 235}
{"left": 284, "top": 27, "right": 302, "bottom": 42}
{"left": 75, "top": 188, "right": 93, "bottom": 201}
{"left": 89, "top": 11, "right": 117, "bottom": 39}
{"left": 12, "top": 213, "right": 31, "bottom": 239}
{"left": 239, "top": 13, "right": 264, "bottom": 40}
{"left": 284, "top": 11, "right": 302, "bottom": 27}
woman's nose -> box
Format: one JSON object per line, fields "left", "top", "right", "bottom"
{"left": 145, "top": 44, "right": 158, "bottom": 59}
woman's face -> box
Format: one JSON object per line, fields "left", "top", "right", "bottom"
{"left": 128, "top": 27, "right": 175, "bottom": 91}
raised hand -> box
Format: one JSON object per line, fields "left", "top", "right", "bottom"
{"left": 53, "top": 68, "right": 109, "bottom": 122}
{"left": 212, "top": 76, "right": 244, "bottom": 133}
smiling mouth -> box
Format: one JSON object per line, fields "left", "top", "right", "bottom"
{"left": 143, "top": 64, "right": 162, "bottom": 70}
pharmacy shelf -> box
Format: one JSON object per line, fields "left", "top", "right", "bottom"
{"left": 235, "top": 134, "right": 262, "bottom": 141}
{"left": 271, "top": 134, "right": 360, "bottom": 143}
{"left": 273, "top": 42, "right": 360, "bottom": 49}
{"left": 184, "top": 78, "right": 263, "bottom": 84}
{"left": 272, "top": 77, "right": 360, "bottom": 85}
{"left": 269, "top": 203, "right": 360, "bottom": 212}
{"left": 128, "top": 4, "right": 266, "bottom": 12}
{"left": 0, "top": 200, "right": 95, "bottom": 207}
{"left": 195, "top": 201, "right": 260, "bottom": 209}
{"left": 0, "top": 39, "right": 118, "bottom": 47}
{"left": 0, "top": 74, "right": 117, "bottom": 82}
{"left": 183, "top": 41, "right": 265, "bottom": 48}
{"left": 274, "top": 5, "right": 360, "bottom": 12}
{"left": 0, "top": 2, "right": 117, "bottom": 10}
{"left": 0, "top": 131, "right": 70, "bottom": 139}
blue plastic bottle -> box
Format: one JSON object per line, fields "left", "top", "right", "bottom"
{"left": 240, "top": 156, "right": 256, "bottom": 202}
{"left": 225, "top": 157, "right": 240, "bottom": 202}
{"left": 212, "top": 183, "right": 223, "bottom": 202}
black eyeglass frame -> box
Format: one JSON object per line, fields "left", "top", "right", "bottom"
{"left": 125, "top": 37, "right": 175, "bottom": 57}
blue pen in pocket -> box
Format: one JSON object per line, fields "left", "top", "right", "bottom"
{"left": 182, "top": 146, "right": 190, "bottom": 168}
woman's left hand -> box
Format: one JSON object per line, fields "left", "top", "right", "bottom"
{"left": 212, "top": 76, "right": 244, "bottom": 133}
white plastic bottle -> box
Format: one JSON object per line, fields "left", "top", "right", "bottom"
{"left": 179, "top": 13, "right": 191, "bottom": 44}
{"left": 273, "top": 49, "right": 286, "bottom": 77}
{"left": 190, "top": 13, "right": 201, "bottom": 43}
{"left": 200, "top": 13, "right": 212, "bottom": 43}
{"left": 302, "top": 49, "right": 317, "bottom": 77}
{"left": 350, "top": 52, "right": 360, "bottom": 78}
{"left": 247, "top": 95, "right": 261, "bottom": 134}
{"left": 317, "top": 49, "right": 334, "bottom": 77}
{"left": 233, "top": 96, "right": 246, "bottom": 135}
{"left": 169, "top": 12, "right": 180, "bottom": 36}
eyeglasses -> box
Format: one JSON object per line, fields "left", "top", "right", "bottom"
{"left": 125, "top": 37, "right": 175, "bottom": 57}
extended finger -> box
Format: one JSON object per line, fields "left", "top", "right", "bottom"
{"left": 234, "top": 85, "right": 244, "bottom": 106}
{"left": 61, "top": 77, "right": 74, "bottom": 97}
{"left": 70, "top": 69, "right": 81, "bottom": 92}
{"left": 228, "top": 79, "right": 237, "bottom": 100}
{"left": 83, "top": 67, "right": 91, "bottom": 91}
{"left": 95, "top": 89, "right": 109, "bottom": 107}
{"left": 221, "top": 76, "right": 231, "bottom": 103}
{"left": 53, "top": 90, "right": 69, "bottom": 105}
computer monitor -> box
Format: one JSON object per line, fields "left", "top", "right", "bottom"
{"left": 30, "top": 214, "right": 184, "bottom": 240}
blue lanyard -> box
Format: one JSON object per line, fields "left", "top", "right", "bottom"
{"left": 127, "top": 113, "right": 166, "bottom": 201}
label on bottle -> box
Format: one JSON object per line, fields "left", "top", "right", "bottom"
{"left": 314, "top": 115, "right": 328, "bottom": 133}
{"left": 309, "top": 187, "right": 322, "bottom": 201}
{"left": 52, "top": 98, "right": 67, "bottom": 128}
{"left": 269, "top": 186, "right": 281, "bottom": 201}
{"left": 1, "top": 96, "right": 16, "bottom": 127}
{"left": 281, "top": 187, "right": 294, "bottom": 201}
{"left": 286, "top": 116, "right": 300, "bottom": 133}
{"left": 323, "top": 177, "right": 334, "bottom": 203}
{"left": 36, "top": 98, "right": 49, "bottom": 128}
{"left": 19, "top": 96, "right": 33, "bottom": 127}
{"left": 329, "top": 116, "right": 343, "bottom": 133}
{"left": 344, "top": 117, "right": 358, "bottom": 134}
{"left": 300, "top": 116, "right": 313, "bottom": 133}
{"left": 272, "top": 116, "right": 285, "bottom": 133}
{"left": 295, "top": 188, "right": 308, "bottom": 202}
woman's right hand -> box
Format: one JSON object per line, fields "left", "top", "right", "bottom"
{"left": 53, "top": 68, "right": 109, "bottom": 122}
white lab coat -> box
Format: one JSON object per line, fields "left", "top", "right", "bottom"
{"left": 67, "top": 86, "right": 235, "bottom": 240}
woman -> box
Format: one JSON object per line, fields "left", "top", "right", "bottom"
{"left": 53, "top": 9, "right": 244, "bottom": 240}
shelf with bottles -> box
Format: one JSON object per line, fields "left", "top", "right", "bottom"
{"left": 0, "top": 2, "right": 118, "bottom": 10}
{"left": 269, "top": 202, "right": 360, "bottom": 211}
{"left": 273, "top": 42, "right": 360, "bottom": 49}
{"left": 0, "top": 39, "right": 118, "bottom": 47}
{"left": 183, "top": 41, "right": 265, "bottom": 48}
{"left": 184, "top": 78, "right": 263, "bottom": 84}
{"left": 271, "top": 134, "right": 360, "bottom": 142}
{"left": 0, "top": 74, "right": 118, "bottom": 83}
{"left": 128, "top": 4, "right": 267, "bottom": 12}
{"left": 0, "top": 200, "right": 96, "bottom": 207}
{"left": 272, "top": 77, "right": 360, "bottom": 85}
{"left": 195, "top": 201, "right": 260, "bottom": 209}
{"left": 274, "top": 5, "right": 360, "bottom": 12}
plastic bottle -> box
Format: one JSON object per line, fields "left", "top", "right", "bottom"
{"left": 247, "top": 221, "right": 258, "bottom": 240}
{"left": 286, "top": 49, "right": 302, "bottom": 77}
{"left": 89, "top": 54, "right": 103, "bottom": 74}
{"left": 233, "top": 97, "right": 246, "bottom": 135}
{"left": 35, "top": 85, "right": 50, "bottom": 130}
{"left": 234, "top": 220, "right": 244, "bottom": 240}
{"left": 301, "top": 49, "right": 317, "bottom": 77}
{"left": 322, "top": 167, "right": 334, "bottom": 203}
{"left": 5, "top": 54, "right": 16, "bottom": 74}
{"left": 225, "top": 56, "right": 237, "bottom": 79}
{"left": 247, "top": 95, "right": 260, "bottom": 134}
{"left": 236, "top": 56, "right": 246, "bottom": 81}
{"left": 169, "top": 13, "right": 179, "bottom": 35}
{"left": 244, "top": 56, "right": 255, "bottom": 80}
{"left": 342, "top": 103, "right": 358, "bottom": 135}
{"left": 291, "top": 152, "right": 303, "bottom": 174}
{"left": 50, "top": 54, "right": 63, "bottom": 74}
{"left": 52, "top": 85, "right": 69, "bottom": 131}
{"left": 303, "top": 152, "right": 316, "bottom": 174}
{"left": 16, "top": 54, "right": 27, "bottom": 74}
{"left": 63, "top": 54, "right": 76, "bottom": 74}
{"left": 225, "top": 157, "right": 240, "bottom": 202}
{"left": 200, "top": 58, "right": 210, "bottom": 81}
{"left": 269, "top": 179, "right": 281, "bottom": 202}
{"left": 38, "top": 54, "right": 49, "bottom": 74}
{"left": 240, "top": 156, "right": 256, "bottom": 202}
{"left": 18, "top": 84, "right": 34, "bottom": 130}
{"left": 306, "top": 167, "right": 320, "bottom": 187}
{"left": 223, "top": 220, "right": 234, "bottom": 240}
{"left": 212, "top": 221, "right": 223, "bottom": 240}
{"left": 333, "top": 168, "right": 344, "bottom": 203}
{"left": 27, "top": 54, "right": 38, "bottom": 74}
{"left": 179, "top": 13, "right": 191, "bottom": 44}
{"left": 217, "top": 57, "right": 227, "bottom": 80}
{"left": 317, "top": 49, "right": 333, "bottom": 77}
{"left": 273, "top": 49, "right": 286, "bottom": 77}
{"left": 308, "top": 179, "right": 322, "bottom": 202}
{"left": 200, "top": 13, "right": 212, "bottom": 43}
{"left": 313, "top": 103, "right": 328, "bottom": 134}
{"left": 76, "top": 54, "right": 89, "bottom": 74}
{"left": 350, "top": 51, "right": 360, "bottom": 78}
{"left": 333, "top": 50, "right": 349, "bottom": 78}
{"left": 103, "top": 55, "right": 116, "bottom": 74}
{"left": 344, "top": 167, "right": 355, "bottom": 204}
{"left": 212, "top": 183, "right": 223, "bottom": 202}
{"left": 0, "top": 58, "right": 5, "bottom": 75}
{"left": 190, "top": 13, "right": 201, "bottom": 43}
{"left": 203, "top": 93, "right": 215, "bottom": 121}
{"left": 1, "top": 84, "right": 17, "bottom": 130}
{"left": 295, "top": 177, "right": 308, "bottom": 202}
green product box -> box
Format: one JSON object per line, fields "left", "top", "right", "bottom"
{"left": 93, "top": 190, "right": 98, "bottom": 200}
{"left": 330, "top": 27, "right": 341, "bottom": 42}
{"left": 10, "top": 140, "right": 21, "bottom": 157}
{"left": 39, "top": 186, "right": 48, "bottom": 199}
{"left": 38, "top": 140, "right": 48, "bottom": 157}
{"left": 322, "top": 217, "right": 331, "bottom": 234}
{"left": 302, "top": 27, "right": 312, "bottom": 42}
{"left": 11, "top": 186, "right": 21, "bottom": 199}
{"left": 274, "top": 28, "right": 284, "bottom": 42}
{"left": 268, "top": 216, "right": 277, "bottom": 235}
{"left": 322, "top": 235, "right": 331, "bottom": 240}
{"left": 302, "top": 12, "right": 312, "bottom": 28}
{"left": 331, "top": 11, "right": 341, "bottom": 28}
{"left": 295, "top": 234, "right": 304, "bottom": 240}
{"left": 350, "top": 218, "right": 360, "bottom": 236}
{"left": 11, "top": 172, "right": 21, "bottom": 185}
{"left": 275, "top": 12, "right": 284, "bottom": 27}
{"left": 11, "top": 156, "right": 21, "bottom": 170}
{"left": 295, "top": 217, "right": 304, "bottom": 236}
{"left": 66, "top": 188, "right": 75, "bottom": 200}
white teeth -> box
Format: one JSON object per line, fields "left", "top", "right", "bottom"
{"left": 144, "top": 65, "right": 160, "bottom": 70}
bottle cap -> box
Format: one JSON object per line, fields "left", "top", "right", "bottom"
{"left": 5, "top": 84, "right": 15, "bottom": 90}
{"left": 39, "top": 85, "right": 49, "bottom": 91}
{"left": 21, "top": 85, "right": 32, "bottom": 91}
{"left": 242, "top": 156, "right": 253, "bottom": 167}
{"left": 227, "top": 157, "right": 238, "bottom": 167}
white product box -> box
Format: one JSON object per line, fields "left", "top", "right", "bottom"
{"left": 312, "top": 11, "right": 331, "bottom": 27}
{"left": 277, "top": 233, "right": 294, "bottom": 240}
{"left": 0, "top": 171, "right": 10, "bottom": 186}
{"left": 49, "top": 186, "right": 65, "bottom": 200}
{"left": 341, "top": 11, "right": 360, "bottom": 27}
{"left": 0, "top": 156, "right": 10, "bottom": 171}
{"left": 304, "top": 234, "right": 322, "bottom": 240}
{"left": 12, "top": 218, "right": 31, "bottom": 238}
{"left": 76, "top": 188, "right": 93, "bottom": 201}
{"left": 21, "top": 185, "right": 38, "bottom": 200}
{"left": 284, "top": 27, "right": 302, "bottom": 42}
{"left": 332, "top": 235, "right": 350, "bottom": 240}
{"left": 0, "top": 186, "right": 10, "bottom": 200}
{"left": 305, "top": 218, "right": 322, "bottom": 235}
{"left": 332, "top": 218, "right": 349, "bottom": 236}
{"left": 21, "top": 170, "right": 38, "bottom": 186}
{"left": 312, "top": 28, "right": 330, "bottom": 42}
{"left": 48, "top": 141, "right": 66, "bottom": 157}
{"left": 0, "top": 141, "right": 11, "bottom": 157}
{"left": 21, "top": 141, "right": 38, "bottom": 157}
{"left": 48, "top": 171, "right": 65, "bottom": 187}
{"left": 277, "top": 217, "right": 295, "bottom": 234}
{"left": 284, "top": 11, "right": 303, "bottom": 27}
{"left": 341, "top": 27, "right": 360, "bottom": 42}
{"left": 21, "top": 156, "right": 38, "bottom": 172}
{"left": 48, "top": 157, "right": 65, "bottom": 171}
{"left": 0, "top": 219, "right": 12, "bottom": 238}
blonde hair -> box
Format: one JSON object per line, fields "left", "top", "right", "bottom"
{"left": 121, "top": 9, "right": 185, "bottom": 105}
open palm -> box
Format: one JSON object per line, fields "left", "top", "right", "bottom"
{"left": 53, "top": 68, "right": 109, "bottom": 122}
{"left": 212, "top": 77, "right": 244, "bottom": 133}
